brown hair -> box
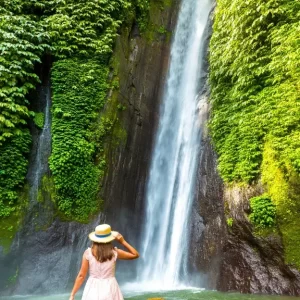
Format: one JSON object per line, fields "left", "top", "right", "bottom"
{"left": 91, "top": 242, "right": 114, "bottom": 262}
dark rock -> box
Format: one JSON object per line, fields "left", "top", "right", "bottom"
{"left": 217, "top": 186, "right": 300, "bottom": 296}
{"left": 102, "top": 0, "right": 180, "bottom": 282}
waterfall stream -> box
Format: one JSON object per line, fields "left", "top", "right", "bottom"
{"left": 28, "top": 82, "right": 52, "bottom": 204}
{"left": 137, "top": 0, "right": 212, "bottom": 289}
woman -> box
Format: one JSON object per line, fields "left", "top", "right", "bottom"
{"left": 69, "top": 224, "right": 139, "bottom": 300}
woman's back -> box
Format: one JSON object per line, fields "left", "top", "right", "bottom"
{"left": 82, "top": 248, "right": 123, "bottom": 300}
{"left": 85, "top": 248, "right": 117, "bottom": 279}
{"left": 69, "top": 225, "right": 139, "bottom": 300}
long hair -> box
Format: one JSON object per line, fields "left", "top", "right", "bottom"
{"left": 91, "top": 242, "right": 114, "bottom": 262}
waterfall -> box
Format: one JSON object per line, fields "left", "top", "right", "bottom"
{"left": 137, "top": 0, "right": 212, "bottom": 289}
{"left": 28, "top": 82, "right": 52, "bottom": 204}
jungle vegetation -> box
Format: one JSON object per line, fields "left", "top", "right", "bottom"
{"left": 209, "top": 0, "right": 300, "bottom": 267}
{"left": 0, "top": 0, "right": 149, "bottom": 221}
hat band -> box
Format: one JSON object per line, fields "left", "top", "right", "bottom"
{"left": 95, "top": 233, "right": 111, "bottom": 238}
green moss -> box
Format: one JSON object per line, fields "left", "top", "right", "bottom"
{"left": 226, "top": 217, "right": 233, "bottom": 227}
{"left": 117, "top": 104, "right": 126, "bottom": 111}
{"left": 253, "top": 226, "right": 280, "bottom": 238}
{"left": 33, "top": 112, "right": 45, "bottom": 129}
{"left": 35, "top": 175, "right": 56, "bottom": 205}
{"left": 152, "top": 0, "right": 172, "bottom": 10}
{"left": 262, "top": 141, "right": 300, "bottom": 269}
{"left": 143, "top": 0, "right": 172, "bottom": 42}
{"left": 7, "top": 267, "right": 19, "bottom": 285}
{"left": 145, "top": 22, "right": 170, "bottom": 42}
{"left": 42, "top": 175, "right": 56, "bottom": 202}
{"left": 157, "top": 25, "right": 167, "bottom": 34}
{"left": 37, "top": 189, "right": 43, "bottom": 203}
{"left": 111, "top": 78, "right": 120, "bottom": 90}
{"left": 0, "top": 184, "right": 29, "bottom": 253}
{"left": 100, "top": 87, "right": 128, "bottom": 148}
{"left": 32, "top": 175, "right": 56, "bottom": 231}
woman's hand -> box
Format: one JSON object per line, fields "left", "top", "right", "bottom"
{"left": 113, "top": 232, "right": 125, "bottom": 244}
{"left": 113, "top": 232, "right": 139, "bottom": 260}
{"left": 69, "top": 295, "right": 75, "bottom": 300}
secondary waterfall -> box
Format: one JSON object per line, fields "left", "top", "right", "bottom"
{"left": 138, "top": 0, "right": 212, "bottom": 289}
{"left": 28, "top": 82, "right": 52, "bottom": 203}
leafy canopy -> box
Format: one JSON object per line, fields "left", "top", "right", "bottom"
{"left": 0, "top": 0, "right": 149, "bottom": 219}
{"left": 209, "top": 0, "right": 300, "bottom": 183}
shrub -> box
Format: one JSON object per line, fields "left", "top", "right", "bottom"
{"left": 33, "top": 112, "right": 45, "bottom": 129}
{"left": 249, "top": 195, "right": 276, "bottom": 228}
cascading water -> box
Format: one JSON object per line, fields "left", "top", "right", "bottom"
{"left": 137, "top": 0, "right": 212, "bottom": 289}
{"left": 28, "top": 82, "right": 52, "bottom": 203}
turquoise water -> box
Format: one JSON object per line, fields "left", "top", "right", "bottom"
{"left": 2, "top": 289, "right": 298, "bottom": 300}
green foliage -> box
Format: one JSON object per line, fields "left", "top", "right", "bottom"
{"left": 0, "top": 8, "right": 50, "bottom": 144}
{"left": 0, "top": 183, "right": 29, "bottom": 252}
{"left": 261, "top": 141, "right": 300, "bottom": 268}
{"left": 249, "top": 194, "right": 276, "bottom": 228}
{"left": 0, "top": 132, "right": 31, "bottom": 217}
{"left": 209, "top": 0, "right": 300, "bottom": 183}
{"left": 0, "top": 3, "right": 48, "bottom": 219}
{"left": 226, "top": 217, "right": 233, "bottom": 227}
{"left": 50, "top": 58, "right": 112, "bottom": 222}
{"left": 210, "top": 0, "right": 300, "bottom": 270}
{"left": 0, "top": 0, "right": 140, "bottom": 223}
{"left": 157, "top": 26, "right": 167, "bottom": 34}
{"left": 33, "top": 112, "right": 44, "bottom": 128}
{"left": 117, "top": 104, "right": 126, "bottom": 111}
{"left": 133, "top": 0, "right": 150, "bottom": 32}
{"left": 111, "top": 78, "right": 120, "bottom": 90}
{"left": 44, "top": 0, "right": 132, "bottom": 58}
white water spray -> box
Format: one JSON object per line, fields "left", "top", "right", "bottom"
{"left": 137, "top": 0, "right": 212, "bottom": 289}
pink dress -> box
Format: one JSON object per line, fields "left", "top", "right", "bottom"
{"left": 82, "top": 248, "right": 124, "bottom": 300}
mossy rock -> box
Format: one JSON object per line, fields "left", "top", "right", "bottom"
{"left": 0, "top": 184, "right": 29, "bottom": 253}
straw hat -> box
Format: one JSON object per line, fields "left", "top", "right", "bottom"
{"left": 89, "top": 224, "right": 117, "bottom": 243}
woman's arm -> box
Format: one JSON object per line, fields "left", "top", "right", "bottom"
{"left": 113, "top": 232, "right": 139, "bottom": 260}
{"left": 69, "top": 253, "right": 89, "bottom": 300}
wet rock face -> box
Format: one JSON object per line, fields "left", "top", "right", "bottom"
{"left": 217, "top": 187, "right": 300, "bottom": 296}
{"left": 187, "top": 3, "right": 300, "bottom": 296}
{"left": 188, "top": 133, "right": 225, "bottom": 289}
{"left": 103, "top": 2, "right": 180, "bottom": 250}
{"left": 187, "top": 4, "right": 226, "bottom": 289}
{"left": 7, "top": 217, "right": 102, "bottom": 295}
{"left": 102, "top": 2, "right": 180, "bottom": 283}
{"left": 190, "top": 133, "right": 300, "bottom": 296}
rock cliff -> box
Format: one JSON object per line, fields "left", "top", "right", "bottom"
{"left": 187, "top": 4, "right": 300, "bottom": 295}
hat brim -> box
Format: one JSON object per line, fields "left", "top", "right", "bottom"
{"left": 88, "top": 231, "right": 117, "bottom": 243}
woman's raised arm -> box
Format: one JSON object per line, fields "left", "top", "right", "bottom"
{"left": 113, "top": 232, "right": 139, "bottom": 260}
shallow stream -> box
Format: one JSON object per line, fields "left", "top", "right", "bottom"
{"left": 2, "top": 289, "right": 298, "bottom": 300}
